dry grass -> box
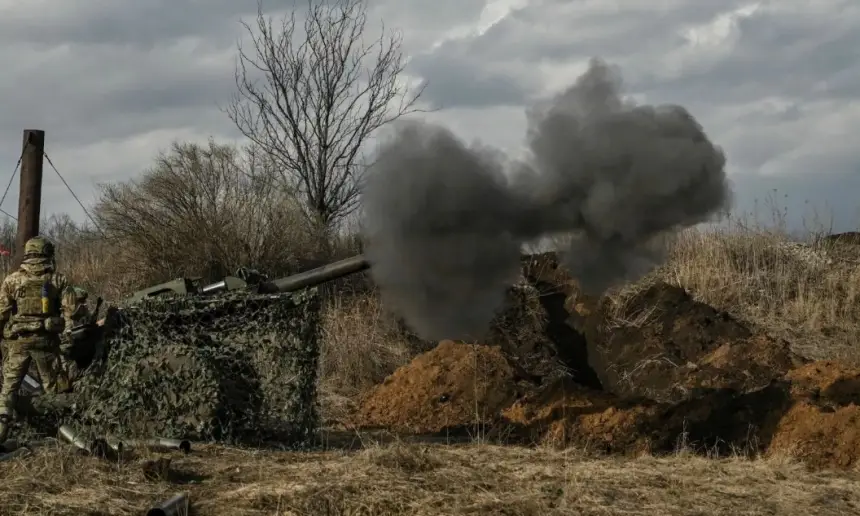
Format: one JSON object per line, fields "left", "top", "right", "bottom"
{"left": 318, "top": 293, "right": 423, "bottom": 422}
{"left": 660, "top": 223, "right": 860, "bottom": 362}
{"left": 1, "top": 441, "right": 859, "bottom": 515}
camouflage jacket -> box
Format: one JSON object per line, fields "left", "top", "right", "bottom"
{"left": 0, "top": 258, "right": 76, "bottom": 339}
{"left": 65, "top": 287, "right": 91, "bottom": 326}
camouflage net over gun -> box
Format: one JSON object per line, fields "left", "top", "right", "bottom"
{"left": 68, "top": 288, "right": 322, "bottom": 446}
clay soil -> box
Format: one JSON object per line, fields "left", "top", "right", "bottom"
{"left": 355, "top": 339, "right": 531, "bottom": 434}
{"left": 357, "top": 254, "right": 860, "bottom": 471}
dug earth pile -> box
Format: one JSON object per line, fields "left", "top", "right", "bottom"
{"left": 357, "top": 252, "right": 860, "bottom": 470}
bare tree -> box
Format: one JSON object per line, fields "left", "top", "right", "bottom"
{"left": 226, "top": 0, "right": 425, "bottom": 231}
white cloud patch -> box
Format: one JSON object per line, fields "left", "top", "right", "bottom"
{"left": 0, "top": 0, "right": 855, "bottom": 230}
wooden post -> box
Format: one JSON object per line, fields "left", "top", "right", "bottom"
{"left": 12, "top": 130, "right": 45, "bottom": 269}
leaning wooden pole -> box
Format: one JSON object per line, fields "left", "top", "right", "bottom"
{"left": 12, "top": 130, "right": 45, "bottom": 269}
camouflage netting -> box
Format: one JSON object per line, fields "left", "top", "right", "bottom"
{"left": 66, "top": 288, "right": 322, "bottom": 446}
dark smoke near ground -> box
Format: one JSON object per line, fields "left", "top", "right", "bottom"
{"left": 362, "top": 58, "right": 732, "bottom": 341}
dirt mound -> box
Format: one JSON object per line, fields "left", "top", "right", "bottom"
{"left": 502, "top": 360, "right": 860, "bottom": 469}
{"left": 356, "top": 341, "right": 529, "bottom": 433}
{"left": 502, "top": 378, "right": 789, "bottom": 455}
{"left": 501, "top": 380, "right": 661, "bottom": 453}
{"left": 357, "top": 255, "right": 860, "bottom": 469}
{"left": 521, "top": 252, "right": 575, "bottom": 288}
{"left": 767, "top": 362, "right": 860, "bottom": 469}
{"left": 515, "top": 253, "right": 601, "bottom": 387}
{"left": 484, "top": 282, "right": 600, "bottom": 387}
{"left": 569, "top": 282, "right": 805, "bottom": 402}
{"left": 666, "top": 335, "right": 807, "bottom": 398}
{"left": 357, "top": 337, "right": 860, "bottom": 469}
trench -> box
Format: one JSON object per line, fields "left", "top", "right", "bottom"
{"left": 534, "top": 282, "right": 603, "bottom": 390}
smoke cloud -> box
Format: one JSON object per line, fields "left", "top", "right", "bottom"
{"left": 362, "top": 59, "right": 732, "bottom": 341}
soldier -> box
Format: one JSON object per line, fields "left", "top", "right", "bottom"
{"left": 64, "top": 287, "right": 90, "bottom": 327}
{"left": 0, "top": 236, "right": 76, "bottom": 442}
{"left": 59, "top": 286, "right": 91, "bottom": 380}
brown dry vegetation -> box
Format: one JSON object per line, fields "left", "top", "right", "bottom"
{"left": 2, "top": 441, "right": 860, "bottom": 515}
{"left": 1, "top": 140, "right": 859, "bottom": 513}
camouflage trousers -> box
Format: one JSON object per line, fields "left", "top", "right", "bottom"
{"left": 0, "top": 336, "right": 70, "bottom": 424}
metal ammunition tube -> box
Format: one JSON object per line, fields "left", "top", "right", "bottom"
{"left": 146, "top": 493, "right": 189, "bottom": 516}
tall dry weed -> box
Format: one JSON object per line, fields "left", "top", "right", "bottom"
{"left": 660, "top": 223, "right": 860, "bottom": 361}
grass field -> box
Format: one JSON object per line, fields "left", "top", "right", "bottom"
{"left": 2, "top": 440, "right": 859, "bottom": 515}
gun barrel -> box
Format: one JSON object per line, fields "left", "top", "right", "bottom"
{"left": 261, "top": 254, "right": 369, "bottom": 294}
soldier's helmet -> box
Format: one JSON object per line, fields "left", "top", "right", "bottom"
{"left": 24, "top": 235, "right": 56, "bottom": 258}
{"left": 73, "top": 287, "right": 88, "bottom": 302}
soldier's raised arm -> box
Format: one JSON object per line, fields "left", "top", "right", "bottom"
{"left": 58, "top": 281, "right": 77, "bottom": 332}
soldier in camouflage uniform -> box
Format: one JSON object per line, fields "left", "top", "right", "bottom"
{"left": 0, "top": 236, "right": 76, "bottom": 441}
{"left": 63, "top": 287, "right": 90, "bottom": 327}
{"left": 59, "top": 286, "right": 91, "bottom": 380}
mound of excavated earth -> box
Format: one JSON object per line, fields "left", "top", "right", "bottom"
{"left": 357, "top": 340, "right": 531, "bottom": 433}
{"left": 504, "top": 360, "right": 860, "bottom": 469}
{"left": 357, "top": 254, "right": 860, "bottom": 470}
{"left": 568, "top": 281, "right": 808, "bottom": 402}
{"left": 359, "top": 341, "right": 860, "bottom": 469}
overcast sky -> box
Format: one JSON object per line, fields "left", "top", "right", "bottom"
{"left": 0, "top": 0, "right": 856, "bottom": 233}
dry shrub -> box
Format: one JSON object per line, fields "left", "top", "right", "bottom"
{"left": 659, "top": 221, "right": 860, "bottom": 361}
{"left": 319, "top": 292, "right": 422, "bottom": 406}
{"left": 92, "top": 139, "right": 331, "bottom": 292}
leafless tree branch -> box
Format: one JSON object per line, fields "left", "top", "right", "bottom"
{"left": 225, "top": 0, "right": 427, "bottom": 230}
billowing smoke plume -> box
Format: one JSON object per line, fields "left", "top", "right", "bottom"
{"left": 362, "top": 59, "right": 731, "bottom": 341}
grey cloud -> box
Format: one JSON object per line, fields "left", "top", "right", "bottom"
{"left": 370, "top": 0, "right": 486, "bottom": 32}
{"left": 0, "top": 0, "right": 854, "bottom": 235}
{"left": 0, "top": 0, "right": 457, "bottom": 224}
{"left": 407, "top": 1, "right": 859, "bottom": 111}
{"left": 631, "top": 6, "right": 860, "bottom": 105}
{"left": 403, "top": 0, "right": 759, "bottom": 108}
{"left": 0, "top": 0, "right": 482, "bottom": 52}
{"left": 0, "top": 0, "right": 464, "bottom": 150}
{"left": 0, "top": 0, "right": 297, "bottom": 49}
{"left": 428, "top": 0, "right": 747, "bottom": 59}
{"left": 408, "top": 54, "right": 532, "bottom": 108}
{"left": 0, "top": 41, "right": 237, "bottom": 149}
{"left": 397, "top": 0, "right": 860, "bottom": 236}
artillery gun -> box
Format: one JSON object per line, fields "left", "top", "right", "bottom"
{"left": 125, "top": 254, "right": 370, "bottom": 304}
{"left": 21, "top": 254, "right": 371, "bottom": 395}
{"left": 15, "top": 254, "right": 373, "bottom": 443}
